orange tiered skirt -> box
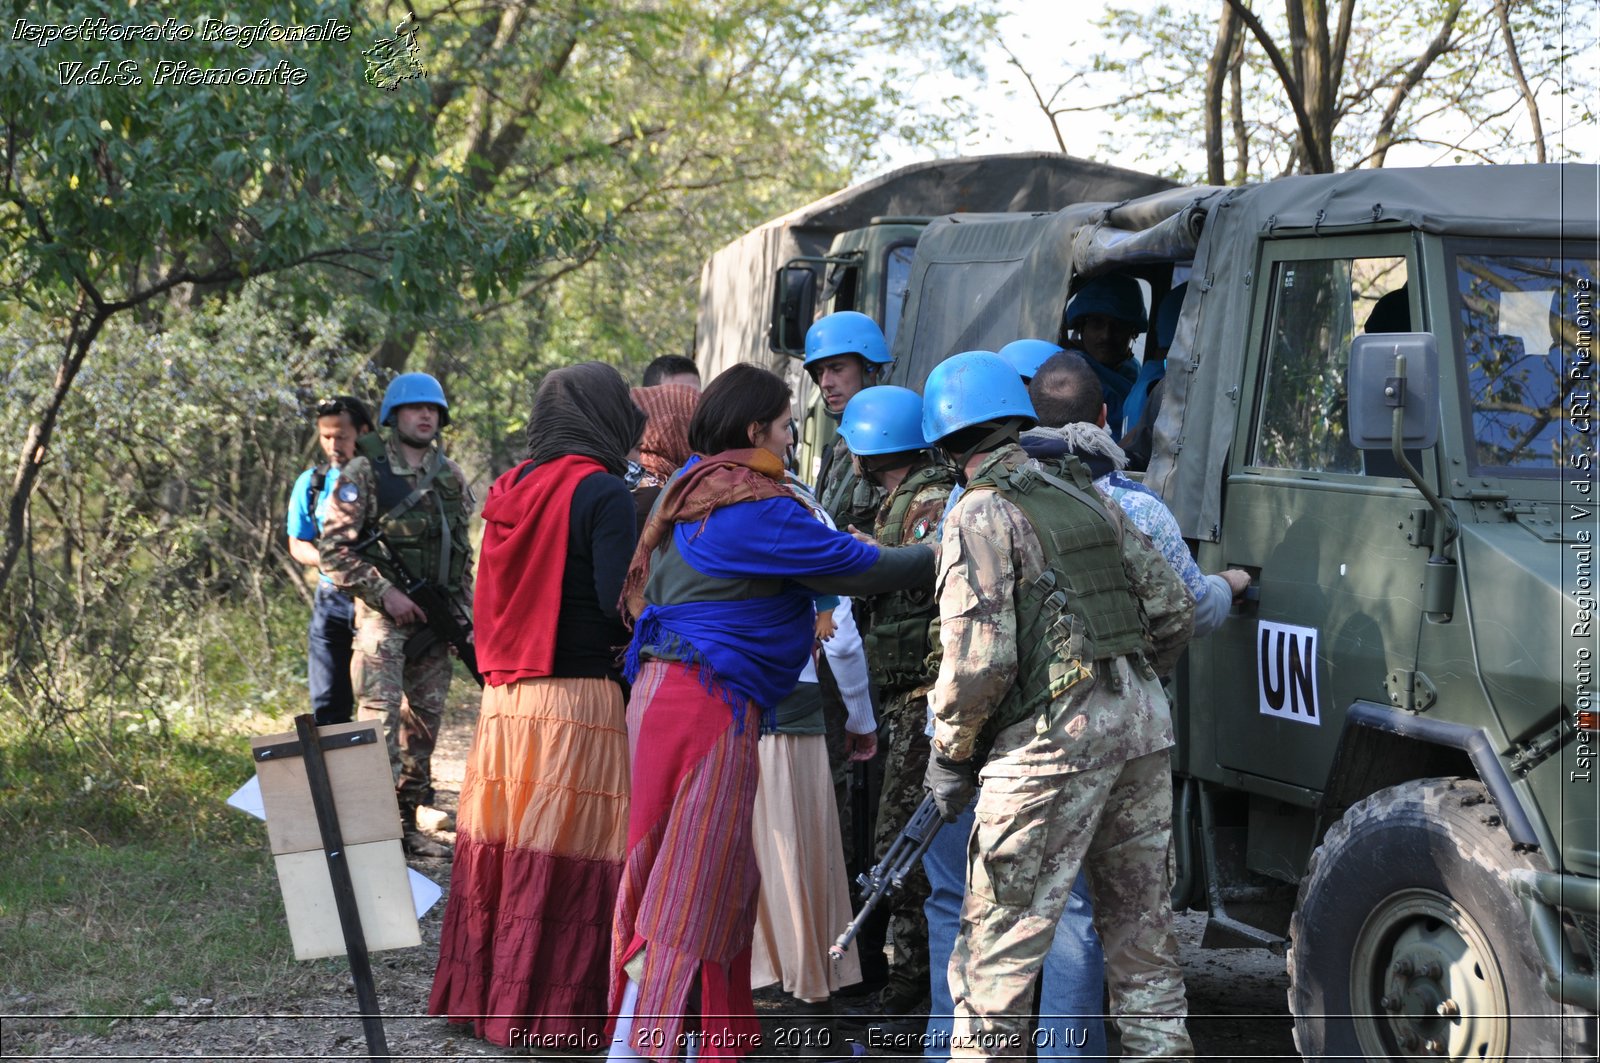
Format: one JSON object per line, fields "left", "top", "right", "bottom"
{"left": 429, "top": 675, "right": 629, "bottom": 1048}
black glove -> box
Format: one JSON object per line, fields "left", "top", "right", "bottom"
{"left": 924, "top": 754, "right": 978, "bottom": 823}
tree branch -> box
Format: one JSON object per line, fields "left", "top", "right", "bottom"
{"left": 1368, "top": 0, "right": 1465, "bottom": 168}
{"left": 1223, "top": 0, "right": 1329, "bottom": 171}
{"left": 1493, "top": 0, "right": 1546, "bottom": 163}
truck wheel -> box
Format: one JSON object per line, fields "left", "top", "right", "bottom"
{"left": 1287, "top": 777, "right": 1570, "bottom": 1061}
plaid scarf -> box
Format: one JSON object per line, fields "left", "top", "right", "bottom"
{"left": 619, "top": 448, "right": 797, "bottom": 622}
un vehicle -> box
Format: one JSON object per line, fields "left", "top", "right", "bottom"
{"left": 693, "top": 153, "right": 1174, "bottom": 480}
{"left": 713, "top": 162, "right": 1600, "bottom": 1060}
{"left": 907, "top": 165, "right": 1599, "bottom": 1061}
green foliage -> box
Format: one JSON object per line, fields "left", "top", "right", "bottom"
{"left": 0, "top": 0, "right": 595, "bottom": 319}
{"left": 0, "top": 728, "right": 313, "bottom": 1039}
{"left": 1, "top": 285, "right": 369, "bottom": 735}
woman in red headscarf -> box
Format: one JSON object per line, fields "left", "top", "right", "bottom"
{"left": 430, "top": 362, "right": 646, "bottom": 1048}
{"left": 629, "top": 383, "right": 699, "bottom": 535}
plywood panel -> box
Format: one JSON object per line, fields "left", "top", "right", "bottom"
{"left": 275, "top": 840, "right": 421, "bottom": 960}
{"left": 251, "top": 720, "right": 401, "bottom": 853}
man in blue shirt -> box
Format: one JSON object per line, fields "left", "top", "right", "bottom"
{"left": 286, "top": 395, "right": 375, "bottom": 725}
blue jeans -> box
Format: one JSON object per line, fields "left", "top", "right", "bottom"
{"left": 922, "top": 799, "right": 1107, "bottom": 1062}
{"left": 308, "top": 583, "right": 356, "bottom": 725}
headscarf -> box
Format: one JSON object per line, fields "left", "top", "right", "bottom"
{"left": 525, "top": 361, "right": 646, "bottom": 475}
{"left": 630, "top": 384, "right": 699, "bottom": 482}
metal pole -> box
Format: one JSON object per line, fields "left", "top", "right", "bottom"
{"left": 294, "top": 714, "right": 390, "bottom": 1061}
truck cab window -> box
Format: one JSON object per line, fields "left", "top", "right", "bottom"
{"left": 883, "top": 243, "right": 916, "bottom": 353}
{"left": 1253, "top": 256, "right": 1408, "bottom": 474}
{"left": 1452, "top": 249, "right": 1596, "bottom": 474}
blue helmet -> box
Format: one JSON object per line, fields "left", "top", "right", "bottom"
{"left": 1065, "top": 274, "right": 1148, "bottom": 333}
{"left": 838, "top": 386, "right": 928, "bottom": 456}
{"left": 379, "top": 372, "right": 450, "bottom": 427}
{"left": 922, "top": 351, "right": 1037, "bottom": 444}
{"left": 998, "top": 338, "right": 1064, "bottom": 383}
{"left": 803, "top": 311, "right": 891, "bottom": 371}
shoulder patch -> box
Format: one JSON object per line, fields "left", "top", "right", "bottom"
{"left": 912, "top": 517, "right": 933, "bottom": 541}
{"left": 336, "top": 481, "right": 361, "bottom": 504}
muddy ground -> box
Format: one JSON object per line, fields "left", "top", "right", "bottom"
{"left": 4, "top": 702, "right": 1301, "bottom": 1062}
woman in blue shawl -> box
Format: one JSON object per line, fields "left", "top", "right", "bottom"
{"left": 608, "top": 364, "right": 933, "bottom": 1063}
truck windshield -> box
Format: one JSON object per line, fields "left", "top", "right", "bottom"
{"left": 1452, "top": 248, "right": 1596, "bottom": 475}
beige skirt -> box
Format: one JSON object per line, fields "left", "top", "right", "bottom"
{"left": 750, "top": 731, "right": 863, "bottom": 1002}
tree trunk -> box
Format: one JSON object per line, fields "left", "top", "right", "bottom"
{"left": 1230, "top": 46, "right": 1249, "bottom": 183}
{"left": 1206, "top": 5, "right": 1242, "bottom": 185}
{"left": 0, "top": 307, "right": 109, "bottom": 599}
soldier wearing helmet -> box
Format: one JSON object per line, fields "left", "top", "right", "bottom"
{"left": 319, "top": 371, "right": 476, "bottom": 858}
{"left": 836, "top": 385, "right": 956, "bottom": 1026}
{"left": 919, "top": 350, "right": 1196, "bottom": 1060}
{"left": 1062, "top": 274, "right": 1148, "bottom": 439}
{"left": 801, "top": 310, "right": 896, "bottom": 989}
{"left": 804, "top": 311, "right": 893, "bottom": 533}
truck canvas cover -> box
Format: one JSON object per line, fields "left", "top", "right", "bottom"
{"left": 694, "top": 153, "right": 1176, "bottom": 381}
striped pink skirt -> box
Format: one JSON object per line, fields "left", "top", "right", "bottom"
{"left": 609, "top": 660, "right": 764, "bottom": 1062}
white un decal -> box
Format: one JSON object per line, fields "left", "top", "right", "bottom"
{"left": 1257, "top": 621, "right": 1321, "bottom": 726}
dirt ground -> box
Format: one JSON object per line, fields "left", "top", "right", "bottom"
{"left": 6, "top": 701, "right": 1301, "bottom": 1062}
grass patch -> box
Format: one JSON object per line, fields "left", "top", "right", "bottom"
{"left": 0, "top": 725, "right": 340, "bottom": 1048}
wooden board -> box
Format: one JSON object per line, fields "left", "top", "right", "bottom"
{"left": 250, "top": 720, "right": 402, "bottom": 854}
{"left": 275, "top": 839, "right": 421, "bottom": 960}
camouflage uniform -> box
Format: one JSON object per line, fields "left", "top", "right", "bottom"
{"left": 866, "top": 460, "right": 955, "bottom": 1011}
{"left": 929, "top": 444, "right": 1195, "bottom": 1060}
{"left": 318, "top": 431, "right": 475, "bottom": 816}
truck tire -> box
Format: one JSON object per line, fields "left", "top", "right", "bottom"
{"left": 1287, "top": 776, "right": 1571, "bottom": 1061}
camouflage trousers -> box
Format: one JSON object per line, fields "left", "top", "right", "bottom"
{"left": 872, "top": 689, "right": 933, "bottom": 1007}
{"left": 950, "top": 750, "right": 1192, "bottom": 1060}
{"left": 351, "top": 600, "right": 451, "bottom": 812}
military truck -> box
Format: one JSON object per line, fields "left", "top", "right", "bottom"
{"left": 692, "top": 152, "right": 1175, "bottom": 481}
{"left": 856, "top": 163, "right": 1597, "bottom": 1061}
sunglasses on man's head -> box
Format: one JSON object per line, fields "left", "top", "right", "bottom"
{"left": 315, "top": 398, "right": 349, "bottom": 417}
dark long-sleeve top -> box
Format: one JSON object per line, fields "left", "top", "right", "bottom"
{"left": 555, "top": 472, "right": 638, "bottom": 678}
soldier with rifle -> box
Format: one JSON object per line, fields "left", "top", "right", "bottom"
{"left": 836, "top": 384, "right": 956, "bottom": 1030}
{"left": 319, "top": 371, "right": 476, "bottom": 858}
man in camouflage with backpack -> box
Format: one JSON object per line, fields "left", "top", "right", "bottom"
{"left": 919, "top": 351, "right": 1197, "bottom": 1061}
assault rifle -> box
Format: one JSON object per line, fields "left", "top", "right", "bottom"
{"left": 831, "top": 794, "right": 943, "bottom": 959}
{"left": 353, "top": 532, "right": 484, "bottom": 688}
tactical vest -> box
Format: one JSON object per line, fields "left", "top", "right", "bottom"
{"left": 355, "top": 431, "right": 471, "bottom": 594}
{"left": 866, "top": 463, "right": 957, "bottom": 692}
{"left": 966, "top": 452, "right": 1150, "bottom": 752}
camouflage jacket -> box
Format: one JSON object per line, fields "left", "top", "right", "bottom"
{"left": 927, "top": 444, "right": 1188, "bottom": 776}
{"left": 865, "top": 462, "right": 954, "bottom": 694}
{"left": 317, "top": 434, "right": 476, "bottom": 617}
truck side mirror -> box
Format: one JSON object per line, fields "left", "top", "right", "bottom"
{"left": 1347, "top": 332, "right": 1440, "bottom": 450}
{"left": 770, "top": 265, "right": 819, "bottom": 356}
